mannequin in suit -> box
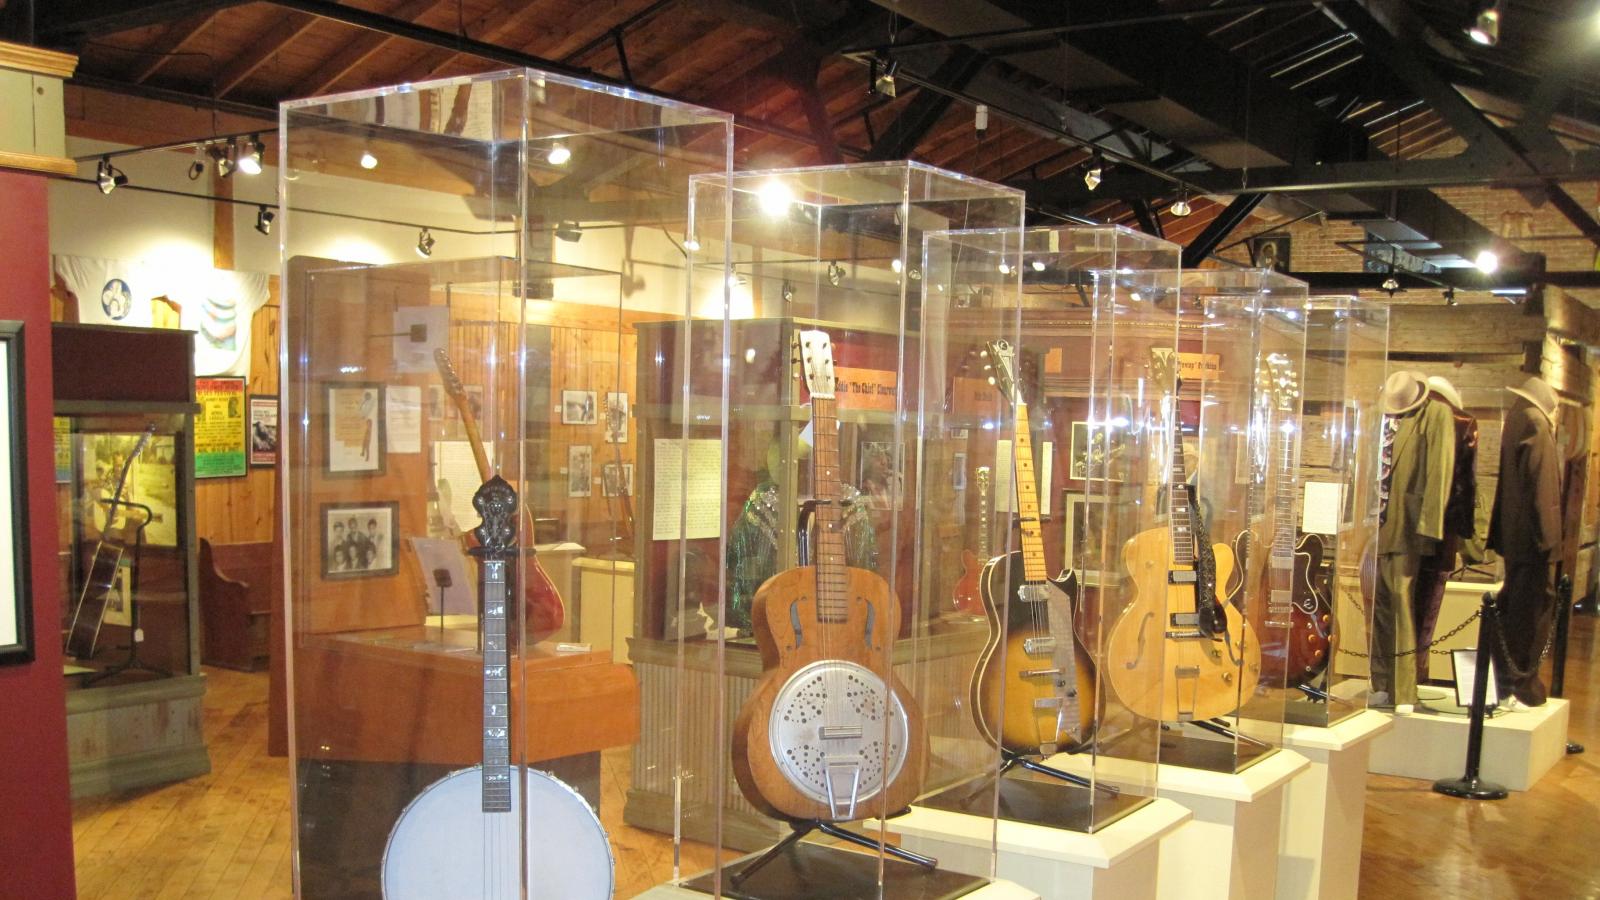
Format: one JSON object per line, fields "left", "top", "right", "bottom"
{"left": 1412, "top": 376, "right": 1479, "bottom": 683}
{"left": 1487, "top": 375, "right": 1563, "bottom": 706}
{"left": 1372, "top": 371, "right": 1455, "bottom": 708}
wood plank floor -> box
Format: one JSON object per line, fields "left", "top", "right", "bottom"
{"left": 73, "top": 617, "right": 1600, "bottom": 898}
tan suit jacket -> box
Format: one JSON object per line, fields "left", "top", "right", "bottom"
{"left": 1488, "top": 398, "right": 1563, "bottom": 561}
{"left": 1377, "top": 397, "right": 1456, "bottom": 556}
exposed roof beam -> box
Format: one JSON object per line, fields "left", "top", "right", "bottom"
{"left": 865, "top": 48, "right": 985, "bottom": 161}
{"left": 211, "top": 11, "right": 317, "bottom": 97}
{"left": 128, "top": 9, "right": 224, "bottom": 83}
{"left": 1129, "top": 199, "right": 1164, "bottom": 239}
{"left": 290, "top": 0, "right": 447, "bottom": 97}
{"left": 1181, "top": 194, "right": 1265, "bottom": 268}
{"left": 38, "top": 0, "right": 247, "bottom": 42}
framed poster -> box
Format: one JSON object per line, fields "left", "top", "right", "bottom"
{"left": 248, "top": 394, "right": 278, "bottom": 468}
{"left": 194, "top": 376, "right": 247, "bottom": 478}
{"left": 568, "top": 444, "right": 593, "bottom": 497}
{"left": 601, "top": 461, "right": 633, "bottom": 497}
{"left": 325, "top": 383, "right": 385, "bottom": 475}
{"left": 0, "top": 322, "right": 32, "bottom": 664}
{"left": 562, "top": 389, "right": 597, "bottom": 425}
{"left": 321, "top": 501, "right": 399, "bottom": 579}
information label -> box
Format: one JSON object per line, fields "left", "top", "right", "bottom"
{"left": 652, "top": 438, "right": 723, "bottom": 540}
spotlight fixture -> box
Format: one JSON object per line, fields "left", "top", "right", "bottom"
{"left": 554, "top": 220, "right": 583, "bottom": 243}
{"left": 890, "top": 257, "right": 903, "bottom": 274}
{"left": 1031, "top": 259, "right": 1047, "bottom": 272}
{"left": 870, "top": 56, "right": 898, "bottom": 97}
{"left": 236, "top": 134, "right": 264, "bottom": 175}
{"left": 359, "top": 149, "right": 379, "bottom": 170}
{"left": 1467, "top": 1, "right": 1500, "bottom": 45}
{"left": 415, "top": 227, "right": 435, "bottom": 258}
{"left": 254, "top": 205, "right": 275, "bottom": 236}
{"left": 187, "top": 144, "right": 206, "bottom": 181}
{"left": 1169, "top": 190, "right": 1192, "bottom": 217}
{"left": 546, "top": 142, "right": 571, "bottom": 166}
{"left": 975, "top": 104, "right": 989, "bottom": 140}
{"left": 826, "top": 260, "right": 844, "bottom": 287}
{"left": 1474, "top": 248, "right": 1500, "bottom": 274}
{"left": 781, "top": 280, "right": 795, "bottom": 303}
{"left": 682, "top": 236, "right": 701, "bottom": 252}
{"left": 214, "top": 143, "right": 236, "bottom": 178}
{"left": 1083, "top": 153, "right": 1104, "bottom": 191}
{"left": 997, "top": 262, "right": 1013, "bottom": 275}
{"left": 1444, "top": 287, "right": 1458, "bottom": 306}
{"left": 1382, "top": 275, "right": 1400, "bottom": 295}
{"left": 757, "top": 179, "right": 793, "bottom": 217}
{"left": 96, "top": 157, "right": 128, "bottom": 194}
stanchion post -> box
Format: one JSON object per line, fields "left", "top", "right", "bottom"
{"left": 1550, "top": 575, "right": 1585, "bottom": 755}
{"left": 1432, "top": 591, "right": 1509, "bottom": 800}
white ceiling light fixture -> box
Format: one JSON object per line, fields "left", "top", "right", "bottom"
{"left": 757, "top": 179, "right": 794, "bottom": 217}
{"left": 547, "top": 142, "right": 571, "bottom": 166}
{"left": 1083, "top": 152, "right": 1104, "bottom": 191}
{"left": 254, "top": 206, "right": 274, "bottom": 236}
{"left": 236, "top": 134, "right": 265, "bottom": 175}
{"left": 1169, "top": 189, "right": 1192, "bottom": 217}
{"left": 359, "top": 148, "right": 379, "bottom": 170}
{"left": 1468, "top": 1, "right": 1500, "bottom": 45}
{"left": 1031, "top": 259, "right": 1047, "bottom": 272}
{"left": 1474, "top": 248, "right": 1500, "bottom": 273}
{"left": 415, "top": 227, "right": 435, "bottom": 258}
{"left": 95, "top": 157, "right": 128, "bottom": 194}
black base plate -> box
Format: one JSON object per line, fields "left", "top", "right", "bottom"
{"left": 1158, "top": 730, "right": 1271, "bottom": 773}
{"left": 683, "top": 841, "right": 985, "bottom": 900}
{"left": 919, "top": 770, "right": 1148, "bottom": 833}
{"left": 1432, "top": 776, "right": 1509, "bottom": 800}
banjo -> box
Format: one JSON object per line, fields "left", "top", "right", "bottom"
{"left": 382, "top": 476, "right": 613, "bottom": 899}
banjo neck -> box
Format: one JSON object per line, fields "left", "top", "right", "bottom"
{"left": 469, "top": 476, "right": 517, "bottom": 813}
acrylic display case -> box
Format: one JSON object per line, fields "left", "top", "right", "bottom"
{"left": 625, "top": 162, "right": 1025, "bottom": 898}
{"left": 898, "top": 224, "right": 1178, "bottom": 839}
{"left": 280, "top": 70, "right": 731, "bottom": 898}
{"left": 1289, "top": 297, "right": 1388, "bottom": 726}
{"left": 1162, "top": 268, "right": 1309, "bottom": 773}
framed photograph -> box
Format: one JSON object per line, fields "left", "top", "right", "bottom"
{"left": 321, "top": 502, "right": 399, "bottom": 579}
{"left": 195, "top": 376, "right": 247, "bottom": 478}
{"left": 248, "top": 395, "right": 278, "bottom": 468}
{"left": 1069, "top": 420, "right": 1123, "bottom": 482}
{"left": 1248, "top": 234, "right": 1291, "bottom": 273}
{"left": 325, "top": 383, "right": 385, "bottom": 475}
{"left": 562, "top": 389, "right": 597, "bottom": 426}
{"left": 602, "top": 461, "right": 633, "bottom": 497}
{"left": 951, "top": 451, "right": 968, "bottom": 491}
{"left": 0, "top": 322, "right": 33, "bottom": 664}
{"left": 1062, "top": 491, "right": 1107, "bottom": 582}
{"left": 604, "top": 391, "right": 629, "bottom": 443}
{"left": 859, "top": 440, "right": 903, "bottom": 510}
{"left": 568, "top": 444, "right": 593, "bottom": 497}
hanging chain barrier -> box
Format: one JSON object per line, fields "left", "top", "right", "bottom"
{"left": 1335, "top": 606, "right": 1481, "bottom": 659}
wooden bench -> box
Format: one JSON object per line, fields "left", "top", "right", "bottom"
{"left": 199, "top": 538, "right": 275, "bottom": 671}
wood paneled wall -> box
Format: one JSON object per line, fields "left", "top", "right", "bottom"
{"left": 194, "top": 289, "right": 279, "bottom": 545}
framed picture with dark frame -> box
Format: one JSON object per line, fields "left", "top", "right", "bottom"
{"left": 248, "top": 394, "right": 279, "bottom": 468}
{"left": 321, "top": 501, "right": 400, "bottom": 579}
{"left": 0, "top": 322, "right": 32, "bottom": 664}
{"left": 325, "top": 383, "right": 385, "bottom": 476}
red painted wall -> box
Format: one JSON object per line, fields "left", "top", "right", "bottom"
{"left": 0, "top": 171, "right": 78, "bottom": 898}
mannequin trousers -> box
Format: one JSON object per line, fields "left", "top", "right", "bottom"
{"left": 1412, "top": 534, "right": 1460, "bottom": 683}
{"left": 1372, "top": 551, "right": 1420, "bottom": 706}
{"left": 1493, "top": 558, "right": 1557, "bottom": 706}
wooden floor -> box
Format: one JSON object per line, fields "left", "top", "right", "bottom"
{"left": 73, "top": 617, "right": 1600, "bottom": 898}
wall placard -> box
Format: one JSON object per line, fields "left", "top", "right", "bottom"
{"left": 195, "top": 377, "right": 247, "bottom": 479}
{"left": 0, "top": 322, "right": 31, "bottom": 664}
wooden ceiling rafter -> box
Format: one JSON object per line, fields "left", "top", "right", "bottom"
{"left": 290, "top": 0, "right": 451, "bottom": 96}
{"left": 210, "top": 10, "right": 319, "bottom": 97}
{"left": 127, "top": 8, "right": 223, "bottom": 83}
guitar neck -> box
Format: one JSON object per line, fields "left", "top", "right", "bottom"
{"left": 473, "top": 479, "right": 517, "bottom": 814}
{"left": 1010, "top": 403, "right": 1048, "bottom": 583}
{"left": 1168, "top": 429, "right": 1195, "bottom": 568}
{"left": 1271, "top": 430, "right": 1295, "bottom": 557}
{"left": 975, "top": 467, "right": 991, "bottom": 559}
{"left": 812, "top": 395, "right": 849, "bottom": 622}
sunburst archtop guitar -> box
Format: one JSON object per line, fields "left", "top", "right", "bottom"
{"left": 969, "top": 340, "right": 1096, "bottom": 756}
{"left": 731, "top": 328, "right": 927, "bottom": 822}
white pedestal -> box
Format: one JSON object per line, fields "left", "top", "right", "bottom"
{"left": 1157, "top": 749, "right": 1310, "bottom": 900}
{"left": 1276, "top": 710, "right": 1393, "bottom": 900}
{"left": 636, "top": 878, "right": 1042, "bottom": 899}
{"left": 574, "top": 556, "right": 635, "bottom": 663}
{"left": 1368, "top": 698, "right": 1568, "bottom": 790}
{"left": 883, "top": 797, "right": 1190, "bottom": 899}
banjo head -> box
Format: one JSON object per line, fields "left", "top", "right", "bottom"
{"left": 382, "top": 766, "right": 613, "bottom": 900}
{"left": 767, "top": 659, "right": 910, "bottom": 817}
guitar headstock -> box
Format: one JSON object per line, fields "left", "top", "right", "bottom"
{"left": 130, "top": 423, "right": 157, "bottom": 458}
{"left": 434, "top": 348, "right": 466, "bottom": 402}
{"left": 1262, "top": 352, "right": 1301, "bottom": 413}
{"left": 983, "top": 339, "right": 1021, "bottom": 406}
{"left": 470, "top": 475, "right": 518, "bottom": 558}
{"left": 975, "top": 466, "right": 990, "bottom": 494}
{"left": 794, "top": 329, "right": 836, "bottom": 399}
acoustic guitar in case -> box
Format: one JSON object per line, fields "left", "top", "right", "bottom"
{"left": 731, "top": 328, "right": 927, "bottom": 822}
{"left": 65, "top": 425, "right": 156, "bottom": 661}
{"left": 1105, "top": 353, "right": 1261, "bottom": 722}
{"left": 968, "top": 340, "right": 1096, "bottom": 755}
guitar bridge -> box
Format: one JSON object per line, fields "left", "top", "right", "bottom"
{"left": 1022, "top": 636, "right": 1057, "bottom": 656}
{"left": 819, "top": 725, "right": 863, "bottom": 740}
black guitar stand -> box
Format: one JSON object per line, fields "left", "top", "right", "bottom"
{"left": 730, "top": 816, "right": 937, "bottom": 887}
{"left": 1296, "top": 683, "right": 1334, "bottom": 703}
{"left": 85, "top": 501, "right": 168, "bottom": 686}
{"left": 1548, "top": 575, "right": 1585, "bottom": 755}
{"left": 1433, "top": 591, "right": 1508, "bottom": 800}
{"left": 1186, "top": 718, "right": 1272, "bottom": 749}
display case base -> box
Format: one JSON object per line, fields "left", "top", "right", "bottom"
{"left": 66, "top": 672, "right": 210, "bottom": 798}
{"left": 1276, "top": 709, "right": 1393, "bottom": 900}
{"left": 666, "top": 841, "right": 1022, "bottom": 900}
{"left": 918, "top": 770, "right": 1149, "bottom": 833}
{"left": 878, "top": 796, "right": 1189, "bottom": 899}
{"left": 1155, "top": 748, "right": 1309, "bottom": 900}
{"left": 1368, "top": 697, "right": 1567, "bottom": 791}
